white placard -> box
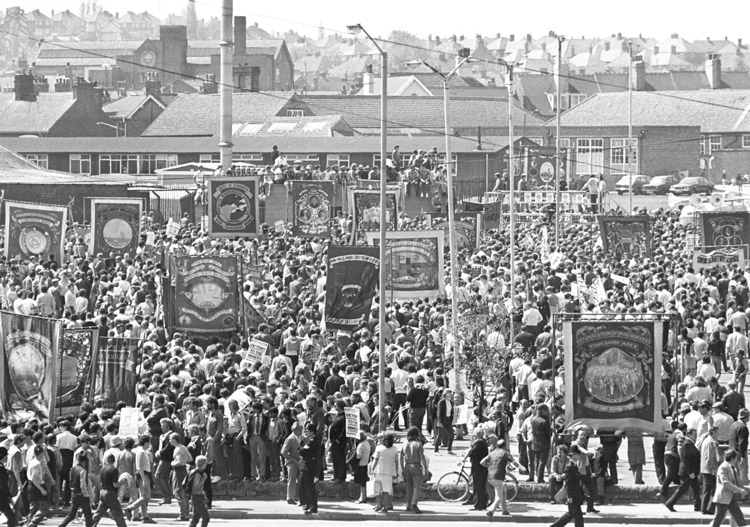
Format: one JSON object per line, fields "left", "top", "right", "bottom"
{"left": 119, "top": 407, "right": 140, "bottom": 439}
{"left": 246, "top": 338, "right": 269, "bottom": 363}
{"left": 453, "top": 403, "right": 472, "bottom": 425}
{"left": 345, "top": 407, "right": 360, "bottom": 439}
{"left": 610, "top": 273, "right": 630, "bottom": 285}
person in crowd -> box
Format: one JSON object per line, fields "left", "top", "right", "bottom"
{"left": 298, "top": 423, "right": 320, "bottom": 515}
{"left": 400, "top": 426, "right": 427, "bottom": 514}
{"left": 281, "top": 422, "right": 302, "bottom": 505}
{"left": 370, "top": 433, "right": 399, "bottom": 513}
{"left": 711, "top": 450, "right": 749, "bottom": 527}
{"left": 482, "top": 438, "right": 519, "bottom": 519}
{"left": 186, "top": 455, "right": 210, "bottom": 527}
{"left": 665, "top": 428, "right": 701, "bottom": 512}
{"left": 91, "top": 453, "right": 127, "bottom": 527}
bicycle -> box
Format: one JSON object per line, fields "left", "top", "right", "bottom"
{"left": 435, "top": 457, "right": 518, "bottom": 503}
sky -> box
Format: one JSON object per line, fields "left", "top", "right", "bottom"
{"left": 17, "top": 0, "right": 750, "bottom": 42}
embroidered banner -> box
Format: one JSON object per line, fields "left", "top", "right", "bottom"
{"left": 693, "top": 247, "right": 746, "bottom": 271}
{"left": 598, "top": 215, "right": 652, "bottom": 259}
{"left": 91, "top": 198, "right": 143, "bottom": 256}
{"left": 0, "top": 311, "right": 62, "bottom": 421}
{"left": 701, "top": 211, "right": 750, "bottom": 248}
{"left": 563, "top": 320, "right": 662, "bottom": 433}
{"left": 325, "top": 245, "right": 380, "bottom": 331}
{"left": 207, "top": 177, "right": 260, "bottom": 237}
{"left": 94, "top": 337, "right": 140, "bottom": 408}
{"left": 365, "top": 230, "right": 445, "bottom": 299}
{"left": 427, "top": 213, "right": 480, "bottom": 250}
{"left": 5, "top": 201, "right": 68, "bottom": 264}
{"left": 56, "top": 327, "right": 99, "bottom": 416}
{"left": 350, "top": 189, "right": 399, "bottom": 233}
{"left": 174, "top": 256, "right": 239, "bottom": 333}
{"left": 292, "top": 181, "right": 333, "bottom": 238}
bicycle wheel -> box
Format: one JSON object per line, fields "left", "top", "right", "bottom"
{"left": 505, "top": 472, "right": 519, "bottom": 503}
{"left": 436, "top": 471, "right": 470, "bottom": 502}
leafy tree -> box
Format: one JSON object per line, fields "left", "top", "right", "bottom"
{"left": 384, "top": 30, "right": 423, "bottom": 73}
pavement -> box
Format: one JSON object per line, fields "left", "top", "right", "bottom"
{"left": 50, "top": 499, "right": 746, "bottom": 523}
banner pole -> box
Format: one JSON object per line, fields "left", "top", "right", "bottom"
{"left": 239, "top": 254, "right": 247, "bottom": 339}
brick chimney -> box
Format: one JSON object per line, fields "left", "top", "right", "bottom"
{"left": 633, "top": 60, "right": 646, "bottom": 91}
{"left": 234, "top": 16, "right": 246, "bottom": 55}
{"left": 72, "top": 77, "right": 102, "bottom": 107}
{"left": 33, "top": 76, "right": 49, "bottom": 93}
{"left": 13, "top": 72, "right": 36, "bottom": 102}
{"left": 201, "top": 74, "right": 218, "bottom": 94}
{"left": 362, "top": 64, "right": 374, "bottom": 95}
{"left": 706, "top": 53, "right": 722, "bottom": 89}
{"left": 143, "top": 71, "right": 161, "bottom": 97}
{"left": 54, "top": 77, "right": 72, "bottom": 92}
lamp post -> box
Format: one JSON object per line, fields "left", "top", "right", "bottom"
{"left": 407, "top": 48, "right": 471, "bottom": 395}
{"left": 348, "top": 23, "right": 388, "bottom": 430}
{"left": 554, "top": 34, "right": 565, "bottom": 249}
{"left": 628, "top": 40, "right": 634, "bottom": 216}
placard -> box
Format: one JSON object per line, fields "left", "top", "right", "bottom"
{"left": 246, "top": 338, "right": 269, "bottom": 364}
{"left": 345, "top": 407, "right": 360, "bottom": 439}
{"left": 119, "top": 407, "right": 141, "bottom": 439}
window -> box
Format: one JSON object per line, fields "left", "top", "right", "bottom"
{"left": 700, "top": 135, "right": 706, "bottom": 156}
{"left": 575, "top": 138, "right": 604, "bottom": 176}
{"left": 284, "top": 154, "right": 319, "bottom": 163}
{"left": 139, "top": 154, "right": 178, "bottom": 174}
{"left": 610, "top": 138, "right": 638, "bottom": 172}
{"left": 200, "top": 154, "right": 220, "bottom": 163}
{"left": 235, "top": 123, "right": 263, "bottom": 136}
{"left": 302, "top": 122, "right": 327, "bottom": 132}
{"left": 99, "top": 154, "right": 147, "bottom": 174}
{"left": 286, "top": 109, "right": 304, "bottom": 117}
{"left": 268, "top": 122, "right": 296, "bottom": 132}
{"left": 373, "top": 154, "right": 392, "bottom": 167}
{"left": 233, "top": 153, "right": 264, "bottom": 164}
{"left": 327, "top": 154, "right": 350, "bottom": 167}
{"left": 69, "top": 154, "right": 91, "bottom": 174}
{"left": 743, "top": 135, "right": 750, "bottom": 149}
{"left": 709, "top": 135, "right": 722, "bottom": 153}
{"left": 23, "top": 154, "right": 48, "bottom": 169}
{"left": 569, "top": 94, "right": 587, "bottom": 107}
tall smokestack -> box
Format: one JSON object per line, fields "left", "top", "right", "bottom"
{"left": 234, "top": 16, "right": 246, "bottom": 55}
{"left": 219, "top": 0, "right": 234, "bottom": 173}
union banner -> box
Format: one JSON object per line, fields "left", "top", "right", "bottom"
{"left": 174, "top": 256, "right": 239, "bottom": 333}
{"left": 0, "top": 311, "right": 62, "bottom": 421}
{"left": 292, "top": 181, "right": 333, "bottom": 238}
{"left": 350, "top": 189, "right": 399, "bottom": 233}
{"left": 94, "top": 337, "right": 140, "bottom": 408}
{"left": 563, "top": 320, "right": 662, "bottom": 433}
{"left": 5, "top": 201, "right": 68, "bottom": 264}
{"left": 598, "top": 215, "right": 652, "bottom": 259}
{"left": 365, "top": 230, "right": 445, "bottom": 299}
{"left": 428, "top": 213, "right": 480, "bottom": 250}
{"left": 56, "top": 327, "right": 99, "bottom": 416}
{"left": 207, "top": 177, "right": 260, "bottom": 237}
{"left": 91, "top": 198, "right": 142, "bottom": 256}
{"left": 701, "top": 211, "right": 750, "bottom": 248}
{"left": 325, "top": 246, "right": 380, "bottom": 331}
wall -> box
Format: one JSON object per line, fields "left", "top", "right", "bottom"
{"left": 49, "top": 96, "right": 117, "bottom": 137}
{"left": 712, "top": 149, "right": 750, "bottom": 182}
{"left": 126, "top": 99, "right": 165, "bottom": 137}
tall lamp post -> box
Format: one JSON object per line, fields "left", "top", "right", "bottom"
{"left": 407, "top": 48, "right": 471, "bottom": 395}
{"left": 348, "top": 23, "right": 388, "bottom": 429}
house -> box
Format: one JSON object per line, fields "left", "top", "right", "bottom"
{"left": 103, "top": 92, "right": 166, "bottom": 137}
{"left": 0, "top": 74, "right": 116, "bottom": 138}
{"left": 141, "top": 91, "right": 310, "bottom": 137}
{"left": 545, "top": 88, "right": 750, "bottom": 184}
{"left": 51, "top": 10, "right": 84, "bottom": 36}
{"left": 358, "top": 74, "right": 433, "bottom": 96}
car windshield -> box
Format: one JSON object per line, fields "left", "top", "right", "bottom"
{"left": 681, "top": 178, "right": 703, "bottom": 183}
{"left": 651, "top": 177, "right": 670, "bottom": 184}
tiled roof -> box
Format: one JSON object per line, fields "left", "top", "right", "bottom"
{"left": 36, "top": 40, "right": 141, "bottom": 58}
{"left": 0, "top": 135, "right": 509, "bottom": 155}
{"left": 142, "top": 92, "right": 303, "bottom": 136}
{"left": 188, "top": 40, "right": 285, "bottom": 58}
{"left": 0, "top": 93, "right": 76, "bottom": 134}
{"left": 550, "top": 90, "right": 750, "bottom": 133}
{"left": 299, "top": 95, "right": 546, "bottom": 130}
{"left": 232, "top": 115, "right": 352, "bottom": 137}
{"left": 103, "top": 95, "right": 164, "bottom": 119}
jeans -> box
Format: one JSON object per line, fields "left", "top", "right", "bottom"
{"left": 299, "top": 469, "right": 317, "bottom": 512}
{"left": 331, "top": 443, "right": 348, "bottom": 482}
{"left": 92, "top": 490, "right": 127, "bottom": 527}
{"left": 665, "top": 474, "right": 700, "bottom": 510}
{"left": 59, "top": 494, "right": 93, "bottom": 527}
{"left": 434, "top": 425, "right": 453, "bottom": 452}
{"left": 155, "top": 460, "right": 172, "bottom": 502}
{"left": 711, "top": 498, "right": 747, "bottom": 527}
{"left": 172, "top": 465, "right": 189, "bottom": 518}
{"left": 550, "top": 502, "right": 584, "bottom": 527}
{"left": 127, "top": 472, "right": 152, "bottom": 519}
{"left": 59, "top": 449, "right": 74, "bottom": 505}
{"left": 409, "top": 407, "right": 426, "bottom": 433}
{"left": 188, "top": 494, "right": 210, "bottom": 527}
{"left": 532, "top": 448, "right": 549, "bottom": 483}
{"left": 661, "top": 454, "right": 680, "bottom": 497}
{"left": 653, "top": 440, "right": 666, "bottom": 484}
{"left": 403, "top": 464, "right": 424, "bottom": 506}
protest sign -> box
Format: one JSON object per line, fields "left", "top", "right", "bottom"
{"left": 246, "top": 338, "right": 269, "bottom": 364}
{"left": 345, "top": 407, "right": 360, "bottom": 439}
{"left": 119, "top": 407, "right": 140, "bottom": 438}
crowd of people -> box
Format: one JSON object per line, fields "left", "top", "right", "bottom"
{"left": 2, "top": 170, "right": 750, "bottom": 527}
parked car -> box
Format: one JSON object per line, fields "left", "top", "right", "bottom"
{"left": 615, "top": 174, "right": 650, "bottom": 195}
{"left": 669, "top": 176, "right": 715, "bottom": 196}
{"left": 642, "top": 175, "right": 681, "bottom": 195}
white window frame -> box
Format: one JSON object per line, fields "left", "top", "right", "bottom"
{"left": 743, "top": 134, "right": 750, "bottom": 149}
{"left": 139, "top": 154, "right": 178, "bottom": 174}
{"left": 284, "top": 154, "right": 319, "bottom": 163}
{"left": 200, "top": 154, "right": 220, "bottom": 163}
{"left": 327, "top": 154, "right": 350, "bottom": 167}
{"left": 23, "top": 154, "right": 48, "bottom": 169}
{"left": 575, "top": 138, "right": 604, "bottom": 176}
{"left": 610, "top": 138, "right": 638, "bottom": 173}
{"left": 709, "top": 135, "right": 722, "bottom": 153}
{"left": 69, "top": 154, "right": 91, "bottom": 174}
{"left": 373, "top": 153, "right": 392, "bottom": 167}
{"left": 232, "top": 153, "right": 264, "bottom": 164}
{"left": 286, "top": 109, "right": 304, "bottom": 117}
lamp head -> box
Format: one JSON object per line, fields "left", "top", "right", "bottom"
{"left": 458, "top": 47, "right": 471, "bottom": 59}
{"left": 405, "top": 60, "right": 423, "bottom": 68}
{"left": 347, "top": 24, "right": 363, "bottom": 35}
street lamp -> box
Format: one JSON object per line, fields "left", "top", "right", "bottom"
{"left": 406, "top": 47, "right": 471, "bottom": 396}
{"left": 96, "top": 121, "right": 120, "bottom": 137}
{"left": 348, "top": 23, "right": 388, "bottom": 431}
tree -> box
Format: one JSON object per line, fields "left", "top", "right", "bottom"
{"left": 384, "top": 30, "right": 423, "bottom": 73}
{"left": 78, "top": 0, "right": 101, "bottom": 20}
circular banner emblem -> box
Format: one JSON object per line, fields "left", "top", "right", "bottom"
{"left": 214, "top": 182, "right": 254, "bottom": 231}
{"left": 19, "top": 227, "right": 49, "bottom": 255}
{"left": 103, "top": 218, "right": 134, "bottom": 249}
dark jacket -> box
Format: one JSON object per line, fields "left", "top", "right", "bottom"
{"left": 679, "top": 438, "right": 701, "bottom": 478}
{"left": 437, "top": 397, "right": 454, "bottom": 429}
{"left": 729, "top": 420, "right": 749, "bottom": 457}
{"left": 530, "top": 415, "right": 552, "bottom": 452}
{"left": 299, "top": 434, "right": 321, "bottom": 472}
{"left": 246, "top": 411, "right": 269, "bottom": 440}
{"left": 563, "top": 461, "right": 585, "bottom": 505}
{"left": 329, "top": 412, "right": 347, "bottom": 446}
{"left": 468, "top": 438, "right": 489, "bottom": 474}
